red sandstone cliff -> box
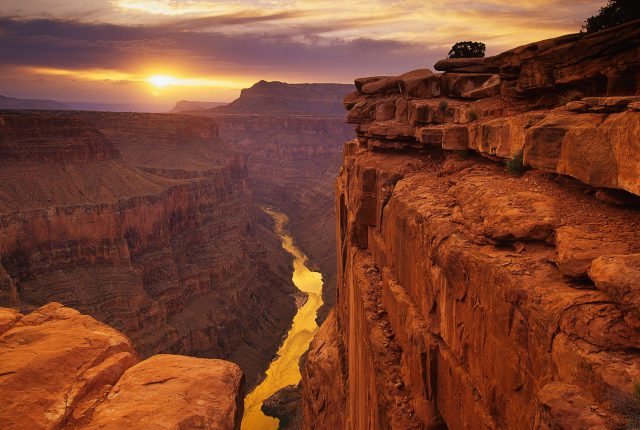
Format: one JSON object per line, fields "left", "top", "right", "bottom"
{"left": 303, "top": 20, "right": 640, "bottom": 430}
{"left": 0, "top": 111, "right": 296, "bottom": 387}
{"left": 0, "top": 302, "right": 243, "bottom": 430}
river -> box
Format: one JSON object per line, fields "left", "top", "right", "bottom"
{"left": 241, "top": 207, "right": 324, "bottom": 430}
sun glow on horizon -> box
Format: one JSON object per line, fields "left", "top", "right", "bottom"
{"left": 24, "top": 66, "right": 252, "bottom": 91}
{"left": 147, "top": 74, "right": 177, "bottom": 88}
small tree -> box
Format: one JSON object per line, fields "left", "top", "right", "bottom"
{"left": 448, "top": 41, "right": 486, "bottom": 59}
{"left": 583, "top": 0, "right": 640, "bottom": 33}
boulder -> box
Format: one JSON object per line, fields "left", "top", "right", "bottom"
{"left": 441, "top": 125, "right": 469, "bottom": 151}
{"left": 536, "top": 383, "right": 608, "bottom": 430}
{"left": 81, "top": 354, "right": 244, "bottom": 430}
{"left": 462, "top": 75, "right": 501, "bottom": 99}
{"left": 589, "top": 254, "right": 640, "bottom": 327}
{"left": 440, "top": 73, "right": 495, "bottom": 98}
{"left": 375, "top": 98, "right": 397, "bottom": 121}
{"left": 361, "top": 76, "right": 401, "bottom": 95}
{"left": 355, "top": 76, "right": 388, "bottom": 93}
{"left": 343, "top": 91, "right": 363, "bottom": 110}
{"left": 469, "top": 113, "right": 545, "bottom": 158}
{"left": 434, "top": 57, "right": 493, "bottom": 73}
{"left": 398, "top": 69, "right": 440, "bottom": 98}
{"left": 0, "top": 303, "right": 138, "bottom": 430}
{"left": 554, "top": 227, "right": 629, "bottom": 277}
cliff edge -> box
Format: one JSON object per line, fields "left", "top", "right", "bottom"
{"left": 302, "top": 20, "right": 640, "bottom": 430}
{"left": 0, "top": 302, "right": 243, "bottom": 430}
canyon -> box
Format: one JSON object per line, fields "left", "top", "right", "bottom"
{"left": 1, "top": 16, "right": 640, "bottom": 430}
{"left": 191, "top": 80, "right": 354, "bottom": 322}
{"left": 302, "top": 19, "right": 640, "bottom": 430}
{"left": 0, "top": 109, "right": 299, "bottom": 389}
{"left": 0, "top": 80, "right": 353, "bottom": 429}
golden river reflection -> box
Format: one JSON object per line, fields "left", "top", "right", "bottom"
{"left": 241, "top": 207, "right": 324, "bottom": 430}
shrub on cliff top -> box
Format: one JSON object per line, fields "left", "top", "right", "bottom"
{"left": 583, "top": 0, "right": 640, "bottom": 33}
{"left": 448, "top": 41, "right": 486, "bottom": 59}
{"left": 505, "top": 150, "right": 528, "bottom": 175}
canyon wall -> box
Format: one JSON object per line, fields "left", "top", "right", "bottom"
{"left": 0, "top": 302, "right": 243, "bottom": 430}
{"left": 303, "top": 20, "right": 640, "bottom": 429}
{"left": 0, "top": 110, "right": 296, "bottom": 386}
{"left": 193, "top": 81, "right": 355, "bottom": 322}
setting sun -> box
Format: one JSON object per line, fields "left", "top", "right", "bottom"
{"left": 147, "top": 75, "right": 177, "bottom": 88}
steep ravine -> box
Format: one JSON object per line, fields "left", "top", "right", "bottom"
{"left": 242, "top": 208, "right": 323, "bottom": 430}
{"left": 0, "top": 110, "right": 296, "bottom": 387}
{"left": 189, "top": 81, "right": 355, "bottom": 324}
{"left": 302, "top": 21, "right": 640, "bottom": 430}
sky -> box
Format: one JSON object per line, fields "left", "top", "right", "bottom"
{"left": 0, "top": 0, "right": 605, "bottom": 110}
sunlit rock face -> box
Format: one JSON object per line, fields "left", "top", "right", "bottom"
{"left": 303, "top": 20, "right": 640, "bottom": 430}
{"left": 193, "top": 81, "right": 355, "bottom": 323}
{"left": 0, "top": 110, "right": 296, "bottom": 387}
{"left": 0, "top": 303, "right": 244, "bottom": 430}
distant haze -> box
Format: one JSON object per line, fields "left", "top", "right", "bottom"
{"left": 0, "top": 0, "right": 604, "bottom": 111}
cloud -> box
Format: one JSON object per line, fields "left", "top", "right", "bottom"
{"left": 0, "top": 15, "right": 440, "bottom": 80}
{"left": 0, "top": 0, "right": 605, "bottom": 104}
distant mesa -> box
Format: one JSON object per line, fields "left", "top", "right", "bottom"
{"left": 170, "top": 100, "right": 228, "bottom": 113}
{"left": 0, "top": 94, "right": 69, "bottom": 110}
{"left": 0, "top": 94, "right": 161, "bottom": 112}
{"left": 210, "top": 80, "right": 354, "bottom": 117}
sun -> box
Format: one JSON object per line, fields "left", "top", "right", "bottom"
{"left": 147, "top": 75, "right": 177, "bottom": 88}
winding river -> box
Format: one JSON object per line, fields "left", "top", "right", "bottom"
{"left": 241, "top": 207, "right": 324, "bottom": 430}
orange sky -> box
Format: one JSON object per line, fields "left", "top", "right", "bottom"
{"left": 0, "top": 0, "right": 605, "bottom": 110}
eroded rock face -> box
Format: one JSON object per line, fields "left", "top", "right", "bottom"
{"left": 316, "top": 148, "right": 640, "bottom": 430}
{"left": 0, "top": 111, "right": 296, "bottom": 387}
{"left": 340, "top": 21, "right": 640, "bottom": 198}
{"left": 303, "top": 24, "right": 640, "bottom": 430}
{"left": 192, "top": 85, "right": 355, "bottom": 322}
{"left": 0, "top": 303, "right": 243, "bottom": 430}
{"left": 262, "top": 384, "right": 302, "bottom": 430}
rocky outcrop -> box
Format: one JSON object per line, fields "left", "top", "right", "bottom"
{"left": 0, "top": 303, "right": 243, "bottom": 430}
{"left": 0, "top": 110, "right": 296, "bottom": 387}
{"left": 303, "top": 24, "right": 640, "bottom": 430}
{"left": 262, "top": 384, "right": 303, "bottom": 430}
{"left": 192, "top": 84, "right": 354, "bottom": 322}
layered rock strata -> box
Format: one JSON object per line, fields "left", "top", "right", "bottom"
{"left": 0, "top": 303, "right": 243, "bottom": 430}
{"left": 192, "top": 81, "right": 355, "bottom": 322}
{"left": 0, "top": 110, "right": 296, "bottom": 387}
{"left": 303, "top": 23, "right": 640, "bottom": 430}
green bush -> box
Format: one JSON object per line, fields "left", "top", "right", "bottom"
{"left": 448, "top": 41, "right": 486, "bottom": 59}
{"left": 583, "top": 0, "right": 640, "bottom": 33}
{"left": 505, "top": 150, "right": 528, "bottom": 175}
